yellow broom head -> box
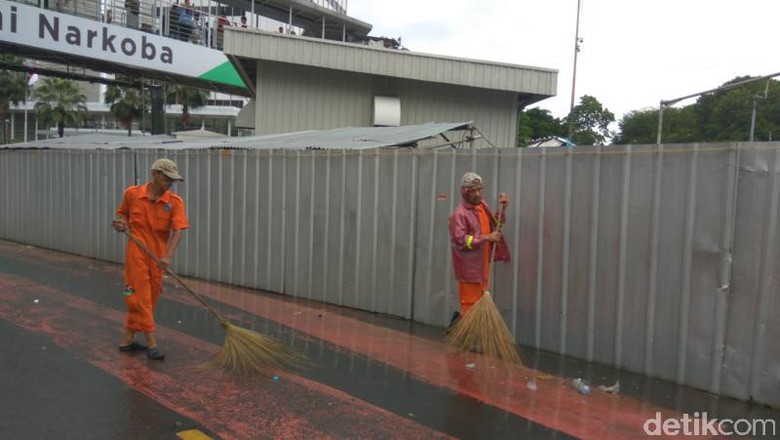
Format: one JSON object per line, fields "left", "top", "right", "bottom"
{"left": 200, "top": 321, "right": 309, "bottom": 375}
{"left": 446, "top": 291, "right": 525, "bottom": 365}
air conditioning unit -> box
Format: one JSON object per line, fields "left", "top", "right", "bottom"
{"left": 373, "top": 95, "right": 400, "bottom": 126}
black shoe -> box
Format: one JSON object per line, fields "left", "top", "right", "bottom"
{"left": 445, "top": 311, "right": 461, "bottom": 334}
{"left": 147, "top": 346, "right": 165, "bottom": 360}
{"left": 118, "top": 341, "right": 148, "bottom": 352}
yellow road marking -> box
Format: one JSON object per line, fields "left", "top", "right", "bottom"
{"left": 177, "top": 429, "right": 213, "bottom": 440}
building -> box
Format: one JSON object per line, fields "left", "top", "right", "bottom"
{"left": 2, "top": 0, "right": 557, "bottom": 146}
{"left": 226, "top": 28, "right": 556, "bottom": 147}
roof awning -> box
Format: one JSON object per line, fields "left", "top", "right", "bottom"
{"left": 3, "top": 122, "right": 477, "bottom": 150}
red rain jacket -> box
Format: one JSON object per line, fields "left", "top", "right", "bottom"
{"left": 448, "top": 189, "right": 511, "bottom": 283}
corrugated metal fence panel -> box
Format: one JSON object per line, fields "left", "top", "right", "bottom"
{"left": 412, "top": 150, "right": 451, "bottom": 325}
{"left": 385, "top": 150, "right": 418, "bottom": 318}
{"left": 680, "top": 145, "right": 734, "bottom": 391}
{"left": 1, "top": 150, "right": 21, "bottom": 243}
{"left": 323, "top": 151, "right": 348, "bottom": 306}
{"left": 619, "top": 146, "right": 655, "bottom": 375}
{"left": 753, "top": 146, "right": 780, "bottom": 406}
{"left": 263, "top": 150, "right": 417, "bottom": 318}
{"left": 0, "top": 149, "right": 134, "bottom": 262}
{"left": 725, "top": 146, "right": 780, "bottom": 404}
{"left": 244, "top": 151, "right": 273, "bottom": 290}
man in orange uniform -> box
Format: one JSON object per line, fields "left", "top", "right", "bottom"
{"left": 112, "top": 159, "right": 189, "bottom": 360}
{"left": 448, "top": 172, "right": 510, "bottom": 328}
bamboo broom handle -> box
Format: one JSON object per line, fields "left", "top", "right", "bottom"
{"left": 485, "top": 201, "right": 507, "bottom": 289}
{"left": 122, "top": 230, "right": 228, "bottom": 325}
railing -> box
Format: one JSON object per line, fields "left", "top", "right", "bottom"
{"left": 9, "top": 0, "right": 264, "bottom": 50}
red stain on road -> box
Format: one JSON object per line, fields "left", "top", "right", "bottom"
{"left": 0, "top": 242, "right": 729, "bottom": 439}
{"left": 173, "top": 276, "right": 727, "bottom": 440}
{"left": 0, "top": 275, "right": 453, "bottom": 440}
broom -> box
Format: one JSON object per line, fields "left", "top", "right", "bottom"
{"left": 446, "top": 203, "right": 525, "bottom": 364}
{"left": 122, "top": 230, "right": 307, "bottom": 375}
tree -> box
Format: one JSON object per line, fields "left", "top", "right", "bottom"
{"left": 517, "top": 107, "right": 564, "bottom": 146}
{"left": 0, "top": 55, "right": 29, "bottom": 144}
{"left": 165, "top": 84, "right": 209, "bottom": 129}
{"left": 614, "top": 106, "right": 698, "bottom": 145}
{"left": 695, "top": 76, "right": 780, "bottom": 142}
{"left": 105, "top": 78, "right": 146, "bottom": 137}
{"left": 613, "top": 108, "right": 657, "bottom": 145}
{"left": 563, "top": 95, "right": 615, "bottom": 146}
{"left": 33, "top": 77, "right": 87, "bottom": 138}
{"left": 662, "top": 106, "right": 699, "bottom": 143}
{"left": 613, "top": 77, "right": 780, "bottom": 143}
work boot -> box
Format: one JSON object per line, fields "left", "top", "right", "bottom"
{"left": 445, "top": 311, "right": 461, "bottom": 335}
{"left": 147, "top": 346, "right": 165, "bottom": 360}
{"left": 118, "top": 341, "right": 148, "bottom": 352}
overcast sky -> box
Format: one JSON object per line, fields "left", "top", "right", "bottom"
{"left": 349, "top": 0, "right": 780, "bottom": 123}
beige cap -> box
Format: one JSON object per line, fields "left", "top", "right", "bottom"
{"left": 461, "top": 172, "right": 482, "bottom": 188}
{"left": 151, "top": 158, "right": 184, "bottom": 181}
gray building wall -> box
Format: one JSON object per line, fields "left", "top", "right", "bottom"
{"left": 255, "top": 61, "right": 374, "bottom": 133}
{"left": 254, "top": 61, "right": 518, "bottom": 147}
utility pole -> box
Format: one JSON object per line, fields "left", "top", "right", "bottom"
{"left": 568, "top": 0, "right": 583, "bottom": 140}
{"left": 749, "top": 80, "right": 770, "bottom": 142}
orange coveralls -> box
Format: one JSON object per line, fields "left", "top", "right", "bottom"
{"left": 117, "top": 184, "right": 189, "bottom": 333}
{"left": 457, "top": 204, "right": 492, "bottom": 314}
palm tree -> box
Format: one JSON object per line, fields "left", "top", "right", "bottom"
{"left": 165, "top": 83, "right": 209, "bottom": 129}
{"left": 105, "top": 79, "right": 145, "bottom": 137}
{"left": 33, "top": 77, "right": 87, "bottom": 138}
{"left": 0, "top": 55, "right": 29, "bottom": 144}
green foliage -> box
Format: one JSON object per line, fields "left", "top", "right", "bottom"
{"left": 105, "top": 76, "right": 146, "bottom": 137}
{"left": 517, "top": 107, "right": 563, "bottom": 146}
{"left": 165, "top": 84, "right": 209, "bottom": 129}
{"left": 615, "top": 76, "right": 780, "bottom": 143}
{"left": 518, "top": 96, "right": 614, "bottom": 147}
{"left": 614, "top": 106, "right": 698, "bottom": 144}
{"left": 0, "top": 55, "right": 29, "bottom": 144}
{"left": 662, "top": 106, "right": 699, "bottom": 143}
{"left": 695, "top": 76, "right": 780, "bottom": 142}
{"left": 613, "top": 109, "right": 657, "bottom": 144}
{"left": 563, "top": 95, "right": 615, "bottom": 146}
{"left": 33, "top": 77, "right": 87, "bottom": 138}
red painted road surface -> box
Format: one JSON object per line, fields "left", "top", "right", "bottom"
{"left": 1, "top": 240, "right": 778, "bottom": 439}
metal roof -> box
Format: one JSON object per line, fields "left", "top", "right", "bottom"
{"left": 226, "top": 29, "right": 557, "bottom": 100}
{"left": 2, "top": 122, "right": 474, "bottom": 151}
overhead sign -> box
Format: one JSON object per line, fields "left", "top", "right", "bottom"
{"left": 0, "top": 0, "right": 245, "bottom": 89}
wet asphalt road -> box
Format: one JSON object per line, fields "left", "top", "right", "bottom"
{"left": 1, "top": 240, "right": 778, "bottom": 439}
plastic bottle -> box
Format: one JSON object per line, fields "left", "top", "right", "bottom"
{"left": 571, "top": 378, "right": 591, "bottom": 395}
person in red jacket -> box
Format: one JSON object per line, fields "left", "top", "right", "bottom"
{"left": 112, "top": 159, "right": 189, "bottom": 360}
{"left": 448, "top": 172, "right": 510, "bottom": 328}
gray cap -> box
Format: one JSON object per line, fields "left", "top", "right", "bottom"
{"left": 461, "top": 172, "right": 482, "bottom": 188}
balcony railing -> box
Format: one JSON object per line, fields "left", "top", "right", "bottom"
{"left": 10, "top": 0, "right": 284, "bottom": 50}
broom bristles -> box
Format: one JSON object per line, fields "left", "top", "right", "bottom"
{"left": 446, "top": 291, "right": 525, "bottom": 364}
{"left": 199, "top": 322, "right": 309, "bottom": 375}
